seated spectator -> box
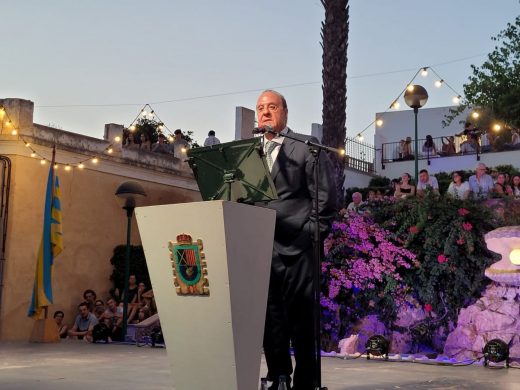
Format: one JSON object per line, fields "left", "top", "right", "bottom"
{"left": 346, "top": 192, "right": 364, "bottom": 214}
{"left": 416, "top": 169, "right": 439, "bottom": 198}
{"left": 394, "top": 172, "right": 416, "bottom": 199}
{"left": 204, "top": 130, "right": 221, "bottom": 146}
{"left": 375, "top": 190, "right": 384, "bottom": 201}
{"left": 140, "top": 133, "right": 152, "bottom": 151}
{"left": 92, "top": 318, "right": 112, "bottom": 344}
{"left": 141, "top": 289, "right": 157, "bottom": 315}
{"left": 123, "top": 133, "right": 140, "bottom": 150}
{"left": 93, "top": 299, "right": 105, "bottom": 321}
{"left": 131, "top": 306, "right": 151, "bottom": 325}
{"left": 422, "top": 135, "right": 438, "bottom": 156}
{"left": 83, "top": 289, "right": 97, "bottom": 313}
{"left": 512, "top": 175, "right": 520, "bottom": 198}
{"left": 399, "top": 137, "right": 413, "bottom": 160}
{"left": 151, "top": 134, "right": 172, "bottom": 154}
{"left": 53, "top": 310, "right": 68, "bottom": 339}
{"left": 103, "top": 298, "right": 124, "bottom": 341}
{"left": 493, "top": 173, "right": 513, "bottom": 196}
{"left": 458, "top": 122, "right": 480, "bottom": 154}
{"left": 441, "top": 136, "right": 456, "bottom": 156}
{"left": 447, "top": 171, "right": 470, "bottom": 200}
{"left": 469, "top": 163, "right": 494, "bottom": 199}
{"left": 367, "top": 190, "right": 376, "bottom": 202}
{"left": 68, "top": 302, "right": 98, "bottom": 342}
{"left": 511, "top": 129, "right": 520, "bottom": 147}
{"left": 127, "top": 282, "right": 148, "bottom": 323}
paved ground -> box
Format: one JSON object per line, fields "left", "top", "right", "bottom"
{"left": 1, "top": 341, "right": 520, "bottom": 389}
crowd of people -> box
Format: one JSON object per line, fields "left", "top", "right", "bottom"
{"left": 54, "top": 275, "right": 157, "bottom": 343}
{"left": 342, "top": 163, "right": 520, "bottom": 216}
{"left": 122, "top": 129, "right": 221, "bottom": 158}
{"left": 396, "top": 122, "right": 520, "bottom": 161}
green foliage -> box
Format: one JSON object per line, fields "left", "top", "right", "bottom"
{"left": 444, "top": 15, "right": 520, "bottom": 128}
{"left": 109, "top": 245, "right": 151, "bottom": 292}
{"left": 372, "top": 194, "right": 501, "bottom": 329}
{"left": 369, "top": 175, "right": 391, "bottom": 187}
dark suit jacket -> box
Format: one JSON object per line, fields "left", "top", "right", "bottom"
{"left": 266, "top": 129, "right": 337, "bottom": 256}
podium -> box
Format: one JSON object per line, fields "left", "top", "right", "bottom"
{"left": 135, "top": 200, "right": 275, "bottom": 389}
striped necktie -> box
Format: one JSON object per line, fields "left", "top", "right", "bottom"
{"left": 264, "top": 140, "right": 278, "bottom": 171}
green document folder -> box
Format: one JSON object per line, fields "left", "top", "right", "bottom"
{"left": 187, "top": 137, "right": 278, "bottom": 203}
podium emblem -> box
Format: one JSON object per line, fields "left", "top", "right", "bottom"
{"left": 169, "top": 233, "right": 209, "bottom": 295}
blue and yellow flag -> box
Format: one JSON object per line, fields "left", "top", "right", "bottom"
{"left": 27, "top": 165, "right": 63, "bottom": 318}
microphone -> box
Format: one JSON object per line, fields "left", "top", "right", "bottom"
{"left": 252, "top": 125, "right": 275, "bottom": 135}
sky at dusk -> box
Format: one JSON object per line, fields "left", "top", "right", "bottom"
{"left": 1, "top": 0, "right": 519, "bottom": 145}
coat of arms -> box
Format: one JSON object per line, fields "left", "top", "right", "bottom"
{"left": 168, "top": 233, "right": 209, "bottom": 295}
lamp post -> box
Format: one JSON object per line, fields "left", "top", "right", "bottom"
{"left": 115, "top": 181, "right": 146, "bottom": 340}
{"left": 404, "top": 85, "right": 428, "bottom": 184}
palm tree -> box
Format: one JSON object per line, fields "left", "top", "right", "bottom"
{"left": 320, "top": 0, "right": 349, "bottom": 208}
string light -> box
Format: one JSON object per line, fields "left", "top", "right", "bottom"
{"left": 420, "top": 67, "right": 428, "bottom": 77}
{"left": 493, "top": 124, "right": 501, "bottom": 131}
{"left": 435, "top": 79, "right": 444, "bottom": 88}
{"left": 452, "top": 95, "right": 461, "bottom": 104}
{"left": 376, "top": 119, "right": 384, "bottom": 127}
{"left": 91, "top": 158, "right": 99, "bottom": 164}
{"left": 391, "top": 101, "right": 400, "bottom": 109}
{"left": 357, "top": 133, "right": 364, "bottom": 141}
{"left": 114, "top": 136, "right": 121, "bottom": 142}
{"left": 78, "top": 163, "right": 84, "bottom": 169}
{"left": 40, "top": 159, "right": 46, "bottom": 165}
{"left": 30, "top": 152, "right": 36, "bottom": 158}
{"left": 11, "top": 130, "right": 17, "bottom": 136}
{"left": 65, "top": 165, "right": 72, "bottom": 171}
{"left": 472, "top": 112, "right": 480, "bottom": 119}
{"left": 168, "top": 136, "right": 174, "bottom": 142}
{"left": 107, "top": 148, "right": 113, "bottom": 154}
{"left": 406, "top": 85, "right": 414, "bottom": 92}
{"left": 25, "top": 142, "right": 31, "bottom": 147}
{"left": 54, "top": 164, "right": 58, "bottom": 169}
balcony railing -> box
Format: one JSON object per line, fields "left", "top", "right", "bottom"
{"left": 345, "top": 137, "right": 376, "bottom": 174}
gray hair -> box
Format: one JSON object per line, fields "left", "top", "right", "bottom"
{"left": 261, "top": 89, "right": 288, "bottom": 109}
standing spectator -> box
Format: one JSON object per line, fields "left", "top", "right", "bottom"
{"left": 494, "top": 173, "right": 513, "bottom": 196}
{"left": 468, "top": 163, "right": 494, "bottom": 199}
{"left": 172, "top": 129, "right": 190, "bottom": 159}
{"left": 151, "top": 134, "right": 172, "bottom": 155}
{"left": 68, "top": 302, "right": 98, "bottom": 342}
{"left": 346, "top": 192, "right": 364, "bottom": 214}
{"left": 441, "top": 136, "right": 456, "bottom": 156}
{"left": 394, "top": 172, "right": 416, "bottom": 199}
{"left": 140, "top": 133, "right": 152, "bottom": 151}
{"left": 511, "top": 129, "right": 520, "bottom": 148}
{"left": 203, "top": 130, "right": 221, "bottom": 146}
{"left": 399, "top": 137, "right": 413, "bottom": 160}
{"left": 123, "top": 132, "right": 140, "bottom": 150}
{"left": 447, "top": 171, "right": 470, "bottom": 200}
{"left": 416, "top": 169, "right": 439, "bottom": 197}
{"left": 511, "top": 175, "right": 520, "bottom": 197}
{"left": 53, "top": 310, "right": 68, "bottom": 339}
{"left": 422, "top": 135, "right": 437, "bottom": 156}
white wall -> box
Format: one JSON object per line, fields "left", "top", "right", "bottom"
{"left": 344, "top": 168, "right": 373, "bottom": 189}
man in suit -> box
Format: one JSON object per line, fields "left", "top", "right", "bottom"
{"left": 257, "top": 90, "right": 337, "bottom": 389}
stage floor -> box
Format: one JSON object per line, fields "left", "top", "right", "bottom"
{"left": 1, "top": 341, "right": 519, "bottom": 389}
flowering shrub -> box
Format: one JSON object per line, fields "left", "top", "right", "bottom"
{"left": 321, "top": 213, "right": 416, "bottom": 344}
{"left": 322, "top": 193, "right": 503, "bottom": 351}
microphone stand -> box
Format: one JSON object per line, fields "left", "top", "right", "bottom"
{"left": 265, "top": 129, "right": 341, "bottom": 390}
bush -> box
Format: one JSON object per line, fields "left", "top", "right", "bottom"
{"left": 109, "top": 245, "right": 151, "bottom": 297}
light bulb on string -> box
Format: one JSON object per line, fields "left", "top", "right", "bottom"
{"left": 452, "top": 95, "right": 461, "bottom": 104}
{"left": 141, "top": 109, "right": 147, "bottom": 117}
{"left": 471, "top": 112, "right": 480, "bottom": 119}
{"left": 30, "top": 152, "right": 36, "bottom": 158}
{"left": 11, "top": 130, "right": 17, "bottom": 136}
{"left": 493, "top": 124, "right": 501, "bottom": 132}
{"left": 78, "top": 163, "right": 84, "bottom": 169}
{"left": 376, "top": 119, "right": 383, "bottom": 127}
{"left": 129, "top": 125, "right": 136, "bottom": 131}
{"left": 420, "top": 67, "right": 428, "bottom": 77}
{"left": 54, "top": 164, "right": 58, "bottom": 170}
{"left": 92, "top": 157, "right": 99, "bottom": 164}
{"left": 40, "top": 159, "right": 46, "bottom": 165}
{"left": 168, "top": 136, "right": 174, "bottom": 142}
{"left": 25, "top": 142, "right": 31, "bottom": 147}
{"left": 114, "top": 136, "right": 121, "bottom": 142}
{"left": 406, "top": 85, "right": 414, "bottom": 92}
{"left": 107, "top": 148, "right": 113, "bottom": 154}
{"left": 391, "top": 101, "right": 400, "bottom": 110}
{"left": 65, "top": 165, "right": 72, "bottom": 172}
{"left": 435, "top": 80, "right": 444, "bottom": 88}
{"left": 357, "top": 133, "right": 364, "bottom": 142}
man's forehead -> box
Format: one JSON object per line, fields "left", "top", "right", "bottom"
{"left": 257, "top": 93, "right": 282, "bottom": 106}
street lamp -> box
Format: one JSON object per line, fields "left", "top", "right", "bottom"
{"left": 404, "top": 85, "right": 428, "bottom": 184}
{"left": 115, "top": 180, "right": 147, "bottom": 340}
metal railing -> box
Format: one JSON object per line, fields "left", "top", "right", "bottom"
{"left": 381, "top": 135, "right": 484, "bottom": 169}
{"left": 344, "top": 137, "right": 376, "bottom": 174}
